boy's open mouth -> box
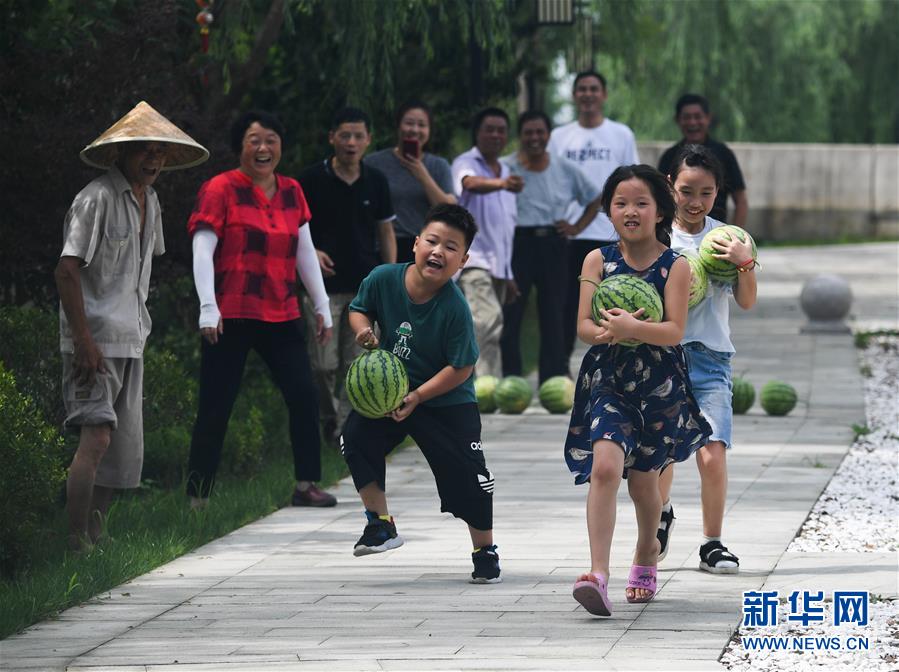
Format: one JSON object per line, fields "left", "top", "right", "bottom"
{"left": 426, "top": 258, "right": 444, "bottom": 270}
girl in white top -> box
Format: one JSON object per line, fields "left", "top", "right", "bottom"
{"left": 658, "top": 145, "right": 757, "bottom": 574}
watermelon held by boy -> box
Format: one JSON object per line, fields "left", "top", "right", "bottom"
{"left": 759, "top": 380, "right": 797, "bottom": 416}
{"left": 345, "top": 349, "right": 409, "bottom": 419}
{"left": 494, "top": 376, "right": 532, "bottom": 414}
{"left": 684, "top": 252, "right": 709, "bottom": 309}
{"left": 731, "top": 377, "right": 755, "bottom": 414}
{"left": 698, "top": 225, "right": 757, "bottom": 284}
{"left": 474, "top": 375, "right": 499, "bottom": 414}
{"left": 538, "top": 376, "right": 575, "bottom": 414}
{"left": 586, "top": 274, "right": 663, "bottom": 347}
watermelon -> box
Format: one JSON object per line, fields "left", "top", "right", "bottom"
{"left": 759, "top": 381, "right": 797, "bottom": 416}
{"left": 588, "top": 274, "right": 664, "bottom": 347}
{"left": 494, "top": 376, "right": 532, "bottom": 414}
{"left": 345, "top": 349, "right": 409, "bottom": 418}
{"left": 731, "top": 377, "right": 755, "bottom": 414}
{"left": 474, "top": 375, "right": 499, "bottom": 414}
{"left": 538, "top": 376, "right": 575, "bottom": 414}
{"left": 698, "top": 225, "right": 757, "bottom": 284}
{"left": 684, "top": 252, "right": 709, "bottom": 309}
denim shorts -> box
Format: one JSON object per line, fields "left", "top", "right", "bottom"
{"left": 683, "top": 342, "right": 733, "bottom": 449}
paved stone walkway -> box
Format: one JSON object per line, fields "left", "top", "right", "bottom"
{"left": 2, "top": 243, "right": 896, "bottom": 671}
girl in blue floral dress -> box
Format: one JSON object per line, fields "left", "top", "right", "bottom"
{"left": 566, "top": 165, "right": 711, "bottom": 616}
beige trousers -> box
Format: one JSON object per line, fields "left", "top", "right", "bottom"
{"left": 457, "top": 268, "right": 506, "bottom": 378}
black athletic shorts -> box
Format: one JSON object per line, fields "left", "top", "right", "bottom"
{"left": 340, "top": 402, "right": 493, "bottom": 530}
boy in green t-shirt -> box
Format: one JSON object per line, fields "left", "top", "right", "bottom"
{"left": 343, "top": 203, "right": 500, "bottom": 583}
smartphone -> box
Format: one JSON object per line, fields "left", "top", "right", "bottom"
{"left": 401, "top": 138, "right": 420, "bottom": 159}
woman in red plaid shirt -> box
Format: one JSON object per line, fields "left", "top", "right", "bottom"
{"left": 186, "top": 110, "right": 337, "bottom": 509}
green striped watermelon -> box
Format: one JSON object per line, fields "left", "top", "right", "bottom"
{"left": 494, "top": 376, "right": 532, "bottom": 414}
{"left": 698, "top": 225, "right": 757, "bottom": 284}
{"left": 474, "top": 375, "right": 499, "bottom": 414}
{"left": 589, "top": 274, "right": 663, "bottom": 347}
{"left": 684, "top": 252, "right": 709, "bottom": 309}
{"left": 345, "top": 349, "right": 409, "bottom": 418}
{"left": 731, "top": 377, "right": 755, "bottom": 414}
{"left": 538, "top": 376, "right": 575, "bottom": 414}
{"left": 760, "top": 381, "right": 797, "bottom": 416}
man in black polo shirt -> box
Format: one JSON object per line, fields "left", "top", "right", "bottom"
{"left": 658, "top": 94, "right": 748, "bottom": 227}
{"left": 299, "top": 107, "right": 396, "bottom": 441}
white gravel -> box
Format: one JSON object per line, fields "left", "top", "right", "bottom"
{"left": 722, "top": 334, "right": 899, "bottom": 671}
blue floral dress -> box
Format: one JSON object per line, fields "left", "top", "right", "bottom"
{"left": 565, "top": 245, "right": 712, "bottom": 484}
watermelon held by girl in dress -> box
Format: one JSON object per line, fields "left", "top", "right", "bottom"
{"left": 759, "top": 380, "right": 797, "bottom": 416}
{"left": 474, "top": 375, "right": 499, "bottom": 414}
{"left": 538, "top": 376, "right": 575, "bottom": 414}
{"left": 731, "top": 376, "right": 755, "bottom": 414}
{"left": 698, "top": 225, "right": 758, "bottom": 284}
{"left": 494, "top": 376, "right": 532, "bottom": 414}
{"left": 583, "top": 274, "right": 664, "bottom": 347}
{"left": 345, "top": 349, "right": 409, "bottom": 418}
{"left": 684, "top": 252, "right": 709, "bottom": 309}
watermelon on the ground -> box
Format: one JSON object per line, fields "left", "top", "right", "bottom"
{"left": 345, "top": 349, "right": 409, "bottom": 418}
{"left": 494, "top": 376, "right": 532, "bottom": 414}
{"left": 684, "top": 252, "right": 709, "bottom": 308}
{"left": 698, "top": 225, "right": 757, "bottom": 284}
{"left": 759, "top": 381, "right": 797, "bottom": 416}
{"left": 538, "top": 376, "right": 575, "bottom": 414}
{"left": 731, "top": 377, "right": 755, "bottom": 414}
{"left": 474, "top": 375, "right": 499, "bottom": 414}
{"left": 590, "top": 274, "right": 663, "bottom": 347}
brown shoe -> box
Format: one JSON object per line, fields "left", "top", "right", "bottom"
{"left": 292, "top": 484, "right": 337, "bottom": 507}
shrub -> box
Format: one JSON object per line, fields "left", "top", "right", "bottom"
{"left": 0, "top": 364, "right": 67, "bottom": 577}
{"left": 0, "top": 306, "right": 64, "bottom": 427}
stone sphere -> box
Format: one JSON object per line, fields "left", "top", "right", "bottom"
{"left": 800, "top": 274, "right": 853, "bottom": 321}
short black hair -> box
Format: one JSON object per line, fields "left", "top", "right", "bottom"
{"left": 675, "top": 93, "right": 710, "bottom": 117}
{"left": 395, "top": 99, "right": 432, "bottom": 129}
{"left": 423, "top": 203, "right": 478, "bottom": 250}
{"left": 668, "top": 144, "right": 724, "bottom": 189}
{"left": 517, "top": 110, "right": 552, "bottom": 135}
{"left": 230, "top": 110, "right": 285, "bottom": 155}
{"left": 573, "top": 70, "right": 607, "bottom": 92}
{"left": 471, "top": 107, "right": 510, "bottom": 145}
{"left": 601, "top": 164, "right": 676, "bottom": 246}
{"left": 331, "top": 107, "right": 371, "bottom": 132}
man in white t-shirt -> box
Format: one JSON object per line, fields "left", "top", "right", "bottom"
{"left": 547, "top": 70, "right": 639, "bottom": 365}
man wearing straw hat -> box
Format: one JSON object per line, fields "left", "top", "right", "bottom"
{"left": 54, "top": 102, "right": 208, "bottom": 551}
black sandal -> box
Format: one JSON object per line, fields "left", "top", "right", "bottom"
{"left": 699, "top": 540, "right": 740, "bottom": 574}
{"left": 657, "top": 504, "right": 675, "bottom": 562}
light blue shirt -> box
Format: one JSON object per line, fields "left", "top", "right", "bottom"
{"left": 501, "top": 153, "right": 599, "bottom": 227}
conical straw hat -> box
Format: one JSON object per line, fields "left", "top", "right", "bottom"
{"left": 80, "top": 101, "right": 209, "bottom": 171}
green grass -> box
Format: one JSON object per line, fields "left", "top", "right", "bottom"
{"left": 0, "top": 443, "right": 348, "bottom": 640}
{"left": 520, "top": 291, "right": 539, "bottom": 375}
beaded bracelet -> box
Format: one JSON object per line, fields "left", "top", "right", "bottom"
{"left": 737, "top": 258, "right": 757, "bottom": 273}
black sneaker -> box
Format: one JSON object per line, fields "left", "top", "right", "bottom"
{"left": 699, "top": 540, "right": 740, "bottom": 574}
{"left": 657, "top": 503, "right": 675, "bottom": 563}
{"left": 470, "top": 544, "right": 502, "bottom": 584}
{"left": 353, "top": 511, "right": 404, "bottom": 557}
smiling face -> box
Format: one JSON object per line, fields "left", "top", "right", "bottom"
{"left": 574, "top": 75, "right": 607, "bottom": 117}
{"left": 608, "top": 177, "right": 663, "bottom": 243}
{"left": 676, "top": 103, "right": 711, "bottom": 144}
{"left": 239, "top": 121, "right": 281, "bottom": 182}
{"left": 329, "top": 121, "right": 371, "bottom": 166}
{"left": 118, "top": 141, "right": 168, "bottom": 189}
{"left": 412, "top": 220, "right": 469, "bottom": 285}
{"left": 475, "top": 115, "right": 509, "bottom": 160}
{"left": 519, "top": 118, "right": 550, "bottom": 159}
{"left": 398, "top": 107, "right": 430, "bottom": 148}
{"left": 672, "top": 164, "right": 718, "bottom": 230}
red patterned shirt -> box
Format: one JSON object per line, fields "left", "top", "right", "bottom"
{"left": 187, "top": 169, "right": 311, "bottom": 322}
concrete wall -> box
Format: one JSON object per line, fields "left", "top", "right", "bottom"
{"left": 638, "top": 142, "right": 899, "bottom": 242}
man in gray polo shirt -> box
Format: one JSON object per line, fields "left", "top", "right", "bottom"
{"left": 55, "top": 102, "right": 207, "bottom": 551}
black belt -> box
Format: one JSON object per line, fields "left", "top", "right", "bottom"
{"left": 516, "top": 225, "right": 559, "bottom": 237}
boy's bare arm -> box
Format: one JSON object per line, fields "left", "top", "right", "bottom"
{"left": 389, "top": 364, "right": 474, "bottom": 422}
{"left": 349, "top": 310, "right": 379, "bottom": 349}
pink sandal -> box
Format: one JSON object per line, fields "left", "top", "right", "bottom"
{"left": 572, "top": 572, "right": 613, "bottom": 616}
{"left": 625, "top": 564, "right": 657, "bottom": 603}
